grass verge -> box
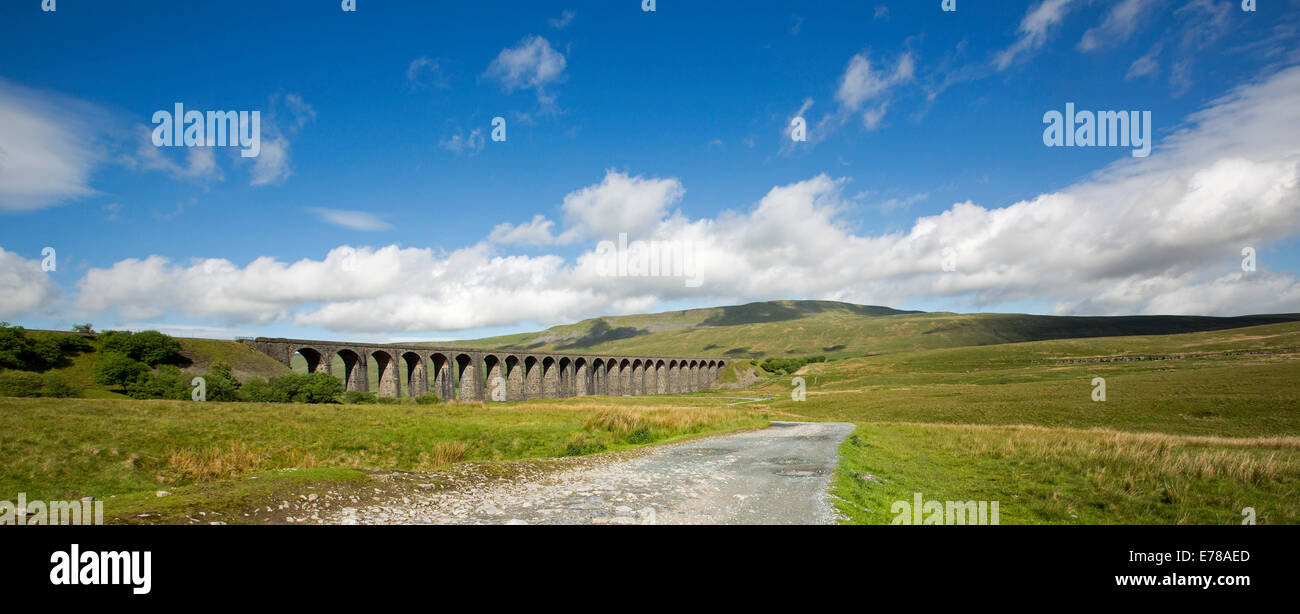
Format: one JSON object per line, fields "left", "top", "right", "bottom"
{"left": 0, "top": 396, "right": 767, "bottom": 505}
{"left": 832, "top": 423, "right": 1299, "bottom": 524}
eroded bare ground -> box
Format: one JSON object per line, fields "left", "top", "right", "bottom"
{"left": 266, "top": 421, "right": 855, "bottom": 525}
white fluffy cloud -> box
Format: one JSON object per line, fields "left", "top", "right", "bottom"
{"left": 836, "top": 52, "right": 914, "bottom": 111}
{"left": 791, "top": 50, "right": 914, "bottom": 152}
{"left": 0, "top": 247, "right": 60, "bottom": 319}
{"left": 0, "top": 80, "right": 103, "bottom": 210}
{"left": 489, "top": 214, "right": 557, "bottom": 246}
{"left": 558, "top": 171, "right": 685, "bottom": 241}
{"left": 489, "top": 170, "right": 685, "bottom": 246}
{"left": 44, "top": 64, "right": 1300, "bottom": 333}
{"left": 484, "top": 35, "right": 566, "bottom": 107}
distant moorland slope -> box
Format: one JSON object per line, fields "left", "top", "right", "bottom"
{"left": 439, "top": 300, "right": 1300, "bottom": 359}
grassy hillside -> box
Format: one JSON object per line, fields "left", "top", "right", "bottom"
{"left": 439, "top": 300, "right": 1300, "bottom": 360}
{"left": 19, "top": 332, "right": 290, "bottom": 398}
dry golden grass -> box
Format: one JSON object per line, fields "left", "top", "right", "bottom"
{"left": 163, "top": 442, "right": 319, "bottom": 484}
{"left": 915, "top": 422, "right": 1300, "bottom": 486}
{"left": 585, "top": 406, "right": 749, "bottom": 437}
{"left": 426, "top": 442, "right": 467, "bottom": 467}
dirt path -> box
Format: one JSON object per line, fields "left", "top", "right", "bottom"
{"left": 318, "top": 421, "right": 855, "bottom": 525}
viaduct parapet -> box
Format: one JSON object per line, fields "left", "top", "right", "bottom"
{"left": 241, "top": 337, "right": 728, "bottom": 402}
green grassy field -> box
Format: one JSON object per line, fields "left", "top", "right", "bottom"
{"left": 0, "top": 395, "right": 766, "bottom": 522}
{"left": 5, "top": 303, "right": 1298, "bottom": 524}
{"left": 730, "top": 322, "right": 1300, "bottom": 524}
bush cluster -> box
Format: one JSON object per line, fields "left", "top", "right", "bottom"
{"left": 0, "top": 323, "right": 93, "bottom": 372}
{"left": 0, "top": 371, "right": 83, "bottom": 398}
{"left": 239, "top": 372, "right": 344, "bottom": 404}
{"left": 759, "top": 355, "right": 827, "bottom": 375}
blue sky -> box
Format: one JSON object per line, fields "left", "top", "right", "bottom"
{"left": 2, "top": 0, "right": 1299, "bottom": 342}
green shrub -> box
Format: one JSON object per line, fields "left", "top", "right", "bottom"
{"left": 0, "top": 325, "right": 23, "bottom": 370}
{"left": 267, "top": 372, "right": 344, "bottom": 404}
{"left": 559, "top": 433, "right": 607, "bottom": 457}
{"left": 97, "top": 330, "right": 183, "bottom": 367}
{"left": 0, "top": 371, "right": 43, "bottom": 397}
{"left": 342, "top": 390, "right": 378, "bottom": 404}
{"left": 238, "top": 377, "right": 286, "bottom": 403}
{"left": 94, "top": 352, "right": 149, "bottom": 390}
{"left": 202, "top": 362, "right": 241, "bottom": 402}
{"left": 127, "top": 365, "right": 190, "bottom": 400}
{"left": 414, "top": 393, "right": 443, "bottom": 405}
{"left": 760, "top": 355, "right": 828, "bottom": 375}
{"left": 41, "top": 373, "right": 82, "bottom": 398}
{"left": 625, "top": 425, "right": 653, "bottom": 444}
{"left": 0, "top": 324, "right": 92, "bottom": 371}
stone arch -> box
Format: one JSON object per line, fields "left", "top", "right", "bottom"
{"left": 371, "top": 350, "right": 400, "bottom": 398}
{"left": 293, "top": 347, "right": 326, "bottom": 374}
{"left": 541, "top": 356, "right": 561, "bottom": 398}
{"left": 619, "top": 359, "right": 633, "bottom": 396}
{"left": 655, "top": 360, "right": 667, "bottom": 394}
{"left": 336, "top": 348, "right": 365, "bottom": 392}
{"left": 483, "top": 354, "right": 505, "bottom": 402}
{"left": 524, "top": 356, "right": 543, "bottom": 400}
{"left": 402, "top": 351, "right": 427, "bottom": 398}
{"left": 429, "top": 353, "right": 453, "bottom": 400}
{"left": 591, "top": 358, "right": 605, "bottom": 395}
{"left": 455, "top": 353, "right": 478, "bottom": 401}
{"left": 643, "top": 359, "right": 657, "bottom": 396}
{"left": 688, "top": 360, "right": 700, "bottom": 392}
{"left": 505, "top": 355, "right": 524, "bottom": 401}
{"left": 605, "top": 359, "right": 621, "bottom": 396}
{"left": 667, "top": 360, "right": 679, "bottom": 393}
{"left": 556, "top": 357, "right": 571, "bottom": 397}
{"left": 574, "top": 358, "right": 589, "bottom": 396}
{"left": 631, "top": 359, "right": 644, "bottom": 395}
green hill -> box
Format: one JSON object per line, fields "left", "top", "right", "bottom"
{"left": 19, "top": 331, "right": 290, "bottom": 398}
{"left": 440, "top": 300, "right": 1300, "bottom": 359}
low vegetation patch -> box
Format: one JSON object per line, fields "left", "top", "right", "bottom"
{"left": 0, "top": 396, "right": 767, "bottom": 503}
{"left": 759, "top": 355, "right": 827, "bottom": 375}
{"left": 832, "top": 423, "right": 1300, "bottom": 524}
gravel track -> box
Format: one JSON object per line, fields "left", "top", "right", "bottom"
{"left": 321, "top": 421, "right": 855, "bottom": 525}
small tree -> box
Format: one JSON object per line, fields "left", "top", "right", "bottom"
{"left": 238, "top": 377, "right": 286, "bottom": 403}
{"left": 129, "top": 331, "right": 183, "bottom": 366}
{"left": 97, "top": 330, "right": 183, "bottom": 366}
{"left": 127, "top": 365, "right": 189, "bottom": 400}
{"left": 72, "top": 323, "right": 94, "bottom": 334}
{"left": 295, "top": 372, "right": 344, "bottom": 403}
{"left": 42, "top": 373, "right": 82, "bottom": 398}
{"left": 203, "top": 362, "right": 241, "bottom": 402}
{"left": 0, "top": 371, "right": 43, "bottom": 397}
{"left": 94, "top": 352, "right": 148, "bottom": 390}
{"left": 0, "top": 324, "right": 28, "bottom": 370}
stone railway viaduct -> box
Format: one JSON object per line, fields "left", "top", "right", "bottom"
{"left": 242, "top": 338, "right": 728, "bottom": 402}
